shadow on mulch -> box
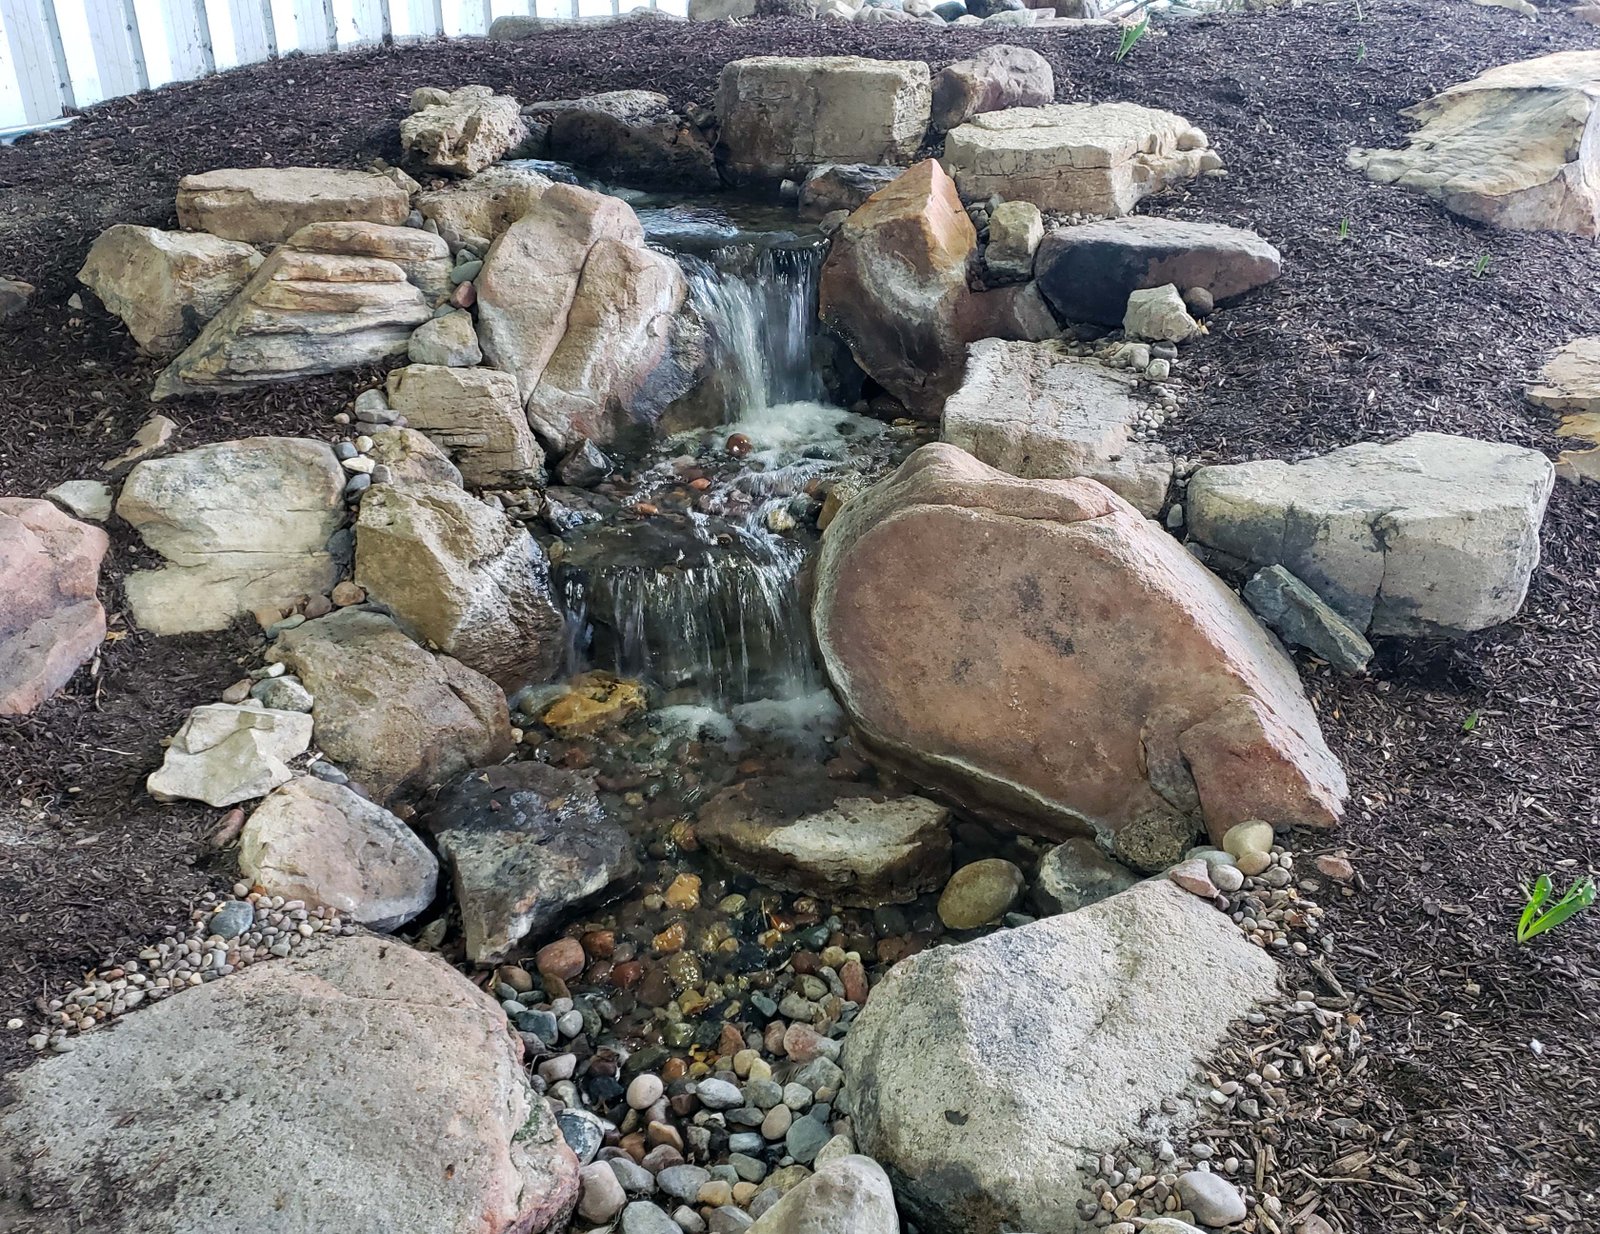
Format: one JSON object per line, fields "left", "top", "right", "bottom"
{"left": 1, "top": 1, "right": 1598, "bottom": 1227}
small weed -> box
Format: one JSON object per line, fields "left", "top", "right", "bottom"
{"left": 1516, "top": 873, "right": 1597, "bottom": 944}
{"left": 1470, "top": 253, "right": 1492, "bottom": 277}
{"left": 1355, "top": 41, "right": 1367, "bottom": 63}
{"left": 1113, "top": 15, "right": 1149, "bottom": 62}
{"left": 1337, "top": 217, "right": 1351, "bottom": 241}
{"left": 1462, "top": 709, "right": 1480, "bottom": 733}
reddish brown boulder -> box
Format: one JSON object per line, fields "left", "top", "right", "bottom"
{"left": 813, "top": 445, "right": 1346, "bottom": 869}
{"left": 0, "top": 498, "right": 109, "bottom": 715}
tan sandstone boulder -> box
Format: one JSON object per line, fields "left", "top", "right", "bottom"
{"left": 1527, "top": 335, "right": 1600, "bottom": 483}
{"left": 77, "top": 224, "right": 262, "bottom": 356}
{"left": 813, "top": 444, "right": 1347, "bottom": 867}
{"left": 930, "top": 44, "right": 1055, "bottom": 133}
{"left": 290, "top": 220, "right": 454, "bottom": 302}
{"left": 175, "top": 166, "right": 412, "bottom": 245}
{"left": 386, "top": 363, "right": 544, "bottom": 487}
{"left": 1349, "top": 51, "right": 1600, "bottom": 235}
{"left": 417, "top": 165, "right": 555, "bottom": 252}
{"left": 401, "top": 85, "right": 526, "bottom": 176}
{"left": 0, "top": 499, "right": 108, "bottom": 716}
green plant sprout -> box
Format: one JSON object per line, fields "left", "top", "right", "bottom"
{"left": 1470, "top": 253, "right": 1491, "bottom": 277}
{"left": 1337, "top": 217, "right": 1351, "bottom": 241}
{"left": 1114, "top": 15, "right": 1149, "bottom": 62}
{"left": 1355, "top": 41, "right": 1367, "bottom": 63}
{"left": 1516, "top": 874, "right": 1597, "bottom": 944}
{"left": 1462, "top": 709, "right": 1480, "bottom": 732}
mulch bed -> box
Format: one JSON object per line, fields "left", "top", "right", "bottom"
{"left": 2, "top": 2, "right": 1598, "bottom": 1228}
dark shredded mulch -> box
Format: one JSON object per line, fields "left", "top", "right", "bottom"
{"left": 2, "top": 3, "right": 1598, "bottom": 1228}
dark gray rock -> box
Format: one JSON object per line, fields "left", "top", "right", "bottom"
{"left": 1031, "top": 837, "right": 1141, "bottom": 915}
{"left": 558, "top": 439, "right": 613, "bottom": 488}
{"left": 798, "top": 165, "right": 904, "bottom": 221}
{"left": 1243, "top": 565, "right": 1374, "bottom": 674}
{"left": 528, "top": 91, "right": 719, "bottom": 191}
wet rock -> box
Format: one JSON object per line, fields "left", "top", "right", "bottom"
{"left": 402, "top": 85, "right": 526, "bottom": 176}
{"left": 355, "top": 482, "right": 564, "bottom": 687}
{"left": 558, "top": 439, "right": 613, "bottom": 488}
{"left": 0, "top": 499, "right": 108, "bottom": 716}
{"left": 842, "top": 881, "right": 1278, "bottom": 1234}
{"left": 409, "top": 310, "right": 482, "bottom": 366}
{"left": 744, "top": 1155, "right": 897, "bottom": 1233}
{"left": 146, "top": 702, "right": 313, "bottom": 807}
{"left": 937, "top": 858, "right": 1024, "bottom": 928}
{"left": 536, "top": 90, "right": 719, "bottom": 190}
{"left": 695, "top": 776, "right": 952, "bottom": 906}
{"left": 0, "top": 936, "right": 580, "bottom": 1234}
{"left": 814, "top": 445, "right": 1347, "bottom": 858}
{"left": 716, "top": 56, "right": 931, "bottom": 184}
{"left": 940, "top": 339, "right": 1172, "bottom": 516}
{"left": 117, "top": 437, "right": 345, "bottom": 634}
{"left": 1187, "top": 432, "right": 1555, "bottom": 636}
{"left": 930, "top": 44, "right": 1054, "bottom": 132}
{"left": 797, "top": 164, "right": 904, "bottom": 220}
{"left": 267, "top": 608, "right": 513, "bottom": 802}
{"left": 423, "top": 761, "right": 639, "bottom": 964}
{"left": 984, "top": 200, "right": 1044, "bottom": 281}
{"left": 385, "top": 364, "right": 544, "bottom": 488}
{"left": 1243, "top": 565, "right": 1374, "bottom": 674}
{"left": 1123, "top": 283, "right": 1200, "bottom": 343}
{"left": 1031, "top": 837, "right": 1140, "bottom": 915}
{"left": 818, "top": 160, "right": 977, "bottom": 415}
{"left": 175, "top": 166, "right": 411, "bottom": 245}
{"left": 540, "top": 673, "right": 648, "bottom": 737}
{"left": 943, "top": 103, "right": 1213, "bottom": 215}
{"left": 1035, "top": 217, "right": 1281, "bottom": 326}
{"left": 1349, "top": 51, "right": 1600, "bottom": 235}
{"left": 77, "top": 224, "right": 263, "bottom": 356}
{"left": 417, "top": 165, "right": 555, "bottom": 252}
{"left": 240, "top": 775, "right": 439, "bottom": 930}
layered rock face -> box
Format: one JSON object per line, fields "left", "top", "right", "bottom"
{"left": 716, "top": 56, "right": 932, "bottom": 183}
{"left": 116, "top": 437, "right": 345, "bottom": 635}
{"left": 77, "top": 224, "right": 263, "bottom": 355}
{"left": 175, "top": 166, "right": 411, "bottom": 244}
{"left": 1349, "top": 51, "right": 1600, "bottom": 235}
{"left": 0, "top": 499, "right": 108, "bottom": 716}
{"left": 1186, "top": 432, "right": 1555, "bottom": 636}
{"left": 942, "top": 103, "right": 1214, "bottom": 214}
{"left": 813, "top": 445, "right": 1347, "bottom": 865}
{"left": 1527, "top": 335, "right": 1600, "bottom": 484}
{"left": 401, "top": 85, "right": 526, "bottom": 175}
{"left": 842, "top": 880, "right": 1278, "bottom": 1234}
{"left": 0, "top": 936, "right": 580, "bottom": 1234}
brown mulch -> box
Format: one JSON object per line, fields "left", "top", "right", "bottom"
{"left": 2, "top": 3, "right": 1598, "bottom": 1229}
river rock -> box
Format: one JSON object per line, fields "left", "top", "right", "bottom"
{"left": 386, "top": 364, "right": 544, "bottom": 488}
{"left": 417, "top": 164, "right": 556, "bottom": 252}
{"left": 937, "top": 858, "right": 1025, "bottom": 928}
{"left": 1348, "top": 51, "right": 1600, "bottom": 235}
{"left": 1035, "top": 217, "right": 1282, "bottom": 325}
{"left": 695, "top": 776, "right": 952, "bottom": 906}
{"left": 942, "top": 103, "right": 1213, "bottom": 214}
{"left": 175, "top": 165, "right": 411, "bottom": 244}
{"left": 813, "top": 445, "right": 1347, "bottom": 861}
{"left": 940, "top": 339, "right": 1172, "bottom": 515}
{"left": 798, "top": 164, "right": 905, "bottom": 220}
{"left": 146, "top": 702, "right": 313, "bottom": 807}
{"left": 716, "top": 56, "right": 932, "bottom": 183}
{"left": 424, "top": 762, "right": 639, "bottom": 964}
{"left": 746, "top": 1155, "right": 897, "bottom": 1234}
{"left": 930, "top": 44, "right": 1054, "bottom": 132}
{"left": 1187, "top": 432, "right": 1555, "bottom": 636}
{"left": 1031, "top": 836, "right": 1141, "bottom": 915}
{"left": 355, "top": 481, "right": 564, "bottom": 687}
{"left": 240, "top": 775, "right": 439, "bottom": 930}
{"left": 1243, "top": 565, "right": 1374, "bottom": 674}
{"left": 0, "top": 935, "right": 580, "bottom": 1234}
{"left": 77, "top": 224, "right": 263, "bottom": 356}
{"left": 402, "top": 85, "right": 527, "bottom": 176}
{"left": 151, "top": 226, "right": 433, "bottom": 399}
{"left": 841, "top": 880, "right": 1278, "bottom": 1234}
{"left": 819, "top": 160, "right": 976, "bottom": 414}
{"left": 984, "top": 200, "right": 1044, "bottom": 281}
{"left": 0, "top": 499, "right": 108, "bottom": 716}
{"left": 267, "top": 608, "right": 514, "bottom": 802}
{"left": 117, "top": 437, "right": 345, "bottom": 634}
{"left": 1528, "top": 335, "right": 1600, "bottom": 484}
{"left": 537, "top": 90, "right": 719, "bottom": 190}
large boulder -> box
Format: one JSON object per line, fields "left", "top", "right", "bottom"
{"left": 747, "top": 1155, "right": 899, "bottom": 1234}
{"left": 267, "top": 608, "right": 514, "bottom": 802}
{"left": 175, "top": 166, "right": 411, "bottom": 245}
{"left": 1186, "top": 432, "right": 1555, "bottom": 636}
{"left": 536, "top": 90, "right": 719, "bottom": 190}
{"left": 354, "top": 482, "right": 564, "bottom": 688}
{"left": 813, "top": 445, "right": 1347, "bottom": 864}
{"left": 1527, "top": 335, "right": 1600, "bottom": 484}
{"left": 402, "top": 85, "right": 526, "bottom": 176}
{"left": 386, "top": 363, "right": 545, "bottom": 487}
{"left": 1035, "top": 217, "right": 1281, "bottom": 326}
{"left": 818, "top": 160, "right": 977, "bottom": 414}
{"left": 145, "top": 701, "right": 314, "bottom": 807}
{"left": 0, "top": 499, "right": 107, "bottom": 716}
{"left": 0, "top": 935, "right": 580, "bottom": 1234}
{"left": 116, "top": 437, "right": 345, "bottom": 634}
{"left": 416, "top": 165, "right": 555, "bottom": 252}
{"left": 695, "top": 775, "right": 953, "bottom": 907}
{"left": 424, "top": 762, "right": 639, "bottom": 964}
{"left": 152, "top": 225, "right": 434, "bottom": 399}
{"left": 942, "top": 103, "right": 1214, "bottom": 215}
{"left": 930, "top": 44, "right": 1055, "bottom": 133}
{"left": 940, "top": 339, "right": 1171, "bottom": 515}
{"left": 291, "top": 220, "right": 454, "bottom": 302}
{"left": 1348, "top": 51, "right": 1600, "bottom": 235}
{"left": 716, "top": 56, "right": 932, "bottom": 184}
{"left": 77, "top": 224, "right": 263, "bottom": 356}
{"left": 841, "top": 880, "right": 1278, "bottom": 1234}
{"left": 240, "top": 775, "right": 440, "bottom": 930}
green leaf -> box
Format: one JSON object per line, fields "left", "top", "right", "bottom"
{"left": 1462, "top": 710, "right": 1480, "bottom": 733}
{"left": 1517, "top": 874, "right": 1552, "bottom": 943}
{"left": 1524, "top": 879, "right": 1597, "bottom": 941}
